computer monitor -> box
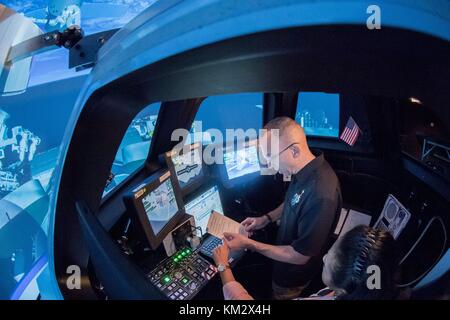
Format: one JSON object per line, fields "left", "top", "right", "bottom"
{"left": 221, "top": 139, "right": 261, "bottom": 184}
{"left": 184, "top": 185, "right": 224, "bottom": 236}
{"left": 125, "top": 170, "right": 185, "bottom": 249}
{"left": 165, "top": 142, "right": 205, "bottom": 192}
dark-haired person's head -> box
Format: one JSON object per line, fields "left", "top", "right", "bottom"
{"left": 321, "top": 225, "right": 399, "bottom": 300}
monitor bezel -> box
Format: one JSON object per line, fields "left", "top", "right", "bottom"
{"left": 125, "top": 169, "right": 185, "bottom": 250}
{"left": 164, "top": 142, "right": 209, "bottom": 196}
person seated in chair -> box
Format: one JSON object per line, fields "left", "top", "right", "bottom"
{"left": 213, "top": 225, "right": 401, "bottom": 300}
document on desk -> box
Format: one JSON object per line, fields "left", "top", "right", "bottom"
{"left": 206, "top": 211, "right": 248, "bottom": 239}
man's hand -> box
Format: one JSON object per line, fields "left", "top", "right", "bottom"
{"left": 241, "top": 216, "right": 270, "bottom": 234}
{"left": 223, "top": 232, "right": 252, "bottom": 251}
{"left": 213, "top": 244, "right": 230, "bottom": 266}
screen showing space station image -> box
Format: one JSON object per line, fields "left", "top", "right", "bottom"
{"left": 104, "top": 104, "right": 160, "bottom": 195}
{"left": 295, "top": 92, "right": 340, "bottom": 138}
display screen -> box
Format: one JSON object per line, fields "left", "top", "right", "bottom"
{"left": 184, "top": 186, "right": 224, "bottom": 235}
{"left": 223, "top": 144, "right": 261, "bottom": 180}
{"left": 295, "top": 92, "right": 340, "bottom": 137}
{"left": 171, "top": 144, "right": 203, "bottom": 189}
{"left": 141, "top": 177, "right": 179, "bottom": 235}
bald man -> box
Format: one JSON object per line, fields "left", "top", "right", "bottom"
{"left": 222, "top": 117, "right": 342, "bottom": 299}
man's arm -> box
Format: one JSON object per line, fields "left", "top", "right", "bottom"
{"left": 267, "top": 202, "right": 284, "bottom": 222}
{"left": 223, "top": 233, "right": 310, "bottom": 265}
{"left": 241, "top": 202, "right": 285, "bottom": 233}
{"left": 248, "top": 239, "right": 310, "bottom": 265}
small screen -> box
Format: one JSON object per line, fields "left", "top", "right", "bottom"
{"left": 223, "top": 144, "right": 260, "bottom": 180}
{"left": 184, "top": 186, "right": 224, "bottom": 235}
{"left": 171, "top": 144, "right": 203, "bottom": 188}
{"left": 141, "top": 177, "right": 179, "bottom": 235}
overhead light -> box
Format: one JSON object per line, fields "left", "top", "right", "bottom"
{"left": 409, "top": 97, "right": 423, "bottom": 105}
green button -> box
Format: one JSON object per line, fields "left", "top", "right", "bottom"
{"left": 182, "top": 278, "right": 189, "bottom": 284}
{"left": 177, "top": 255, "right": 182, "bottom": 259}
{"left": 181, "top": 251, "right": 187, "bottom": 256}
{"left": 163, "top": 276, "right": 171, "bottom": 284}
{"left": 174, "top": 258, "right": 179, "bottom": 263}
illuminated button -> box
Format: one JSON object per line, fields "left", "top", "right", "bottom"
{"left": 181, "top": 251, "right": 187, "bottom": 256}
{"left": 162, "top": 276, "right": 171, "bottom": 284}
{"left": 182, "top": 278, "right": 189, "bottom": 285}
{"left": 170, "top": 295, "right": 176, "bottom": 300}
{"left": 174, "top": 258, "right": 179, "bottom": 263}
{"left": 177, "top": 255, "right": 182, "bottom": 260}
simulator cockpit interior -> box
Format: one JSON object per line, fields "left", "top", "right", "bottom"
{"left": 0, "top": 1, "right": 449, "bottom": 302}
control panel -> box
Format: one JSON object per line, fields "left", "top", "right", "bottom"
{"left": 147, "top": 247, "right": 218, "bottom": 300}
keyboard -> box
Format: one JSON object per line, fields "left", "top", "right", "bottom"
{"left": 199, "top": 235, "right": 223, "bottom": 258}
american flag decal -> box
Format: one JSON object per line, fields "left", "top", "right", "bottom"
{"left": 340, "top": 117, "right": 361, "bottom": 146}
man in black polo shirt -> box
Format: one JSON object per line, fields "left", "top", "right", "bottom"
{"left": 223, "top": 117, "right": 342, "bottom": 299}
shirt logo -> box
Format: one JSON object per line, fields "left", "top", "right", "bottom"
{"left": 291, "top": 190, "right": 305, "bottom": 207}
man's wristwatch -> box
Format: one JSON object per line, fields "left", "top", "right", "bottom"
{"left": 264, "top": 213, "right": 273, "bottom": 223}
{"left": 217, "top": 263, "right": 231, "bottom": 272}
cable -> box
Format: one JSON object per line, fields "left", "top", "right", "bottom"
{"left": 190, "top": 225, "right": 203, "bottom": 240}
{"left": 186, "top": 225, "right": 203, "bottom": 250}
{"left": 397, "top": 216, "right": 447, "bottom": 288}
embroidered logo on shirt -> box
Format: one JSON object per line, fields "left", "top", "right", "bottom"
{"left": 291, "top": 190, "right": 305, "bottom": 207}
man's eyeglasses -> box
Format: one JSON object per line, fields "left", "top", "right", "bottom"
{"left": 259, "top": 142, "right": 300, "bottom": 163}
